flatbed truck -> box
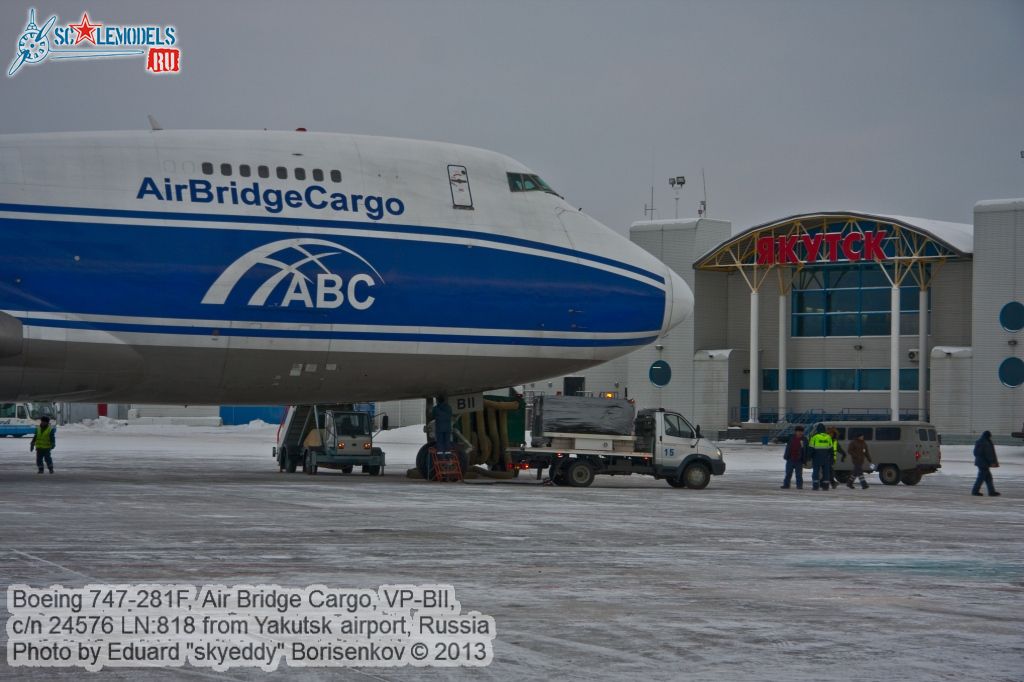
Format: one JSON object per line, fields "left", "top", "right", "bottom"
{"left": 510, "top": 406, "right": 726, "bottom": 488}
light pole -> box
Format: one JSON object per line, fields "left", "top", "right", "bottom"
{"left": 668, "top": 176, "right": 685, "bottom": 219}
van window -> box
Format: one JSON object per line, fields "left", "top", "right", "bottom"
{"left": 927, "top": 429, "right": 937, "bottom": 442}
{"left": 0, "top": 403, "right": 14, "bottom": 418}
{"left": 848, "top": 427, "right": 873, "bottom": 440}
{"left": 17, "top": 405, "right": 28, "bottom": 419}
{"left": 832, "top": 427, "right": 846, "bottom": 440}
{"left": 875, "top": 427, "right": 901, "bottom": 441}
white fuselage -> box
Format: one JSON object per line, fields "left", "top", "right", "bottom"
{"left": 0, "top": 130, "right": 692, "bottom": 404}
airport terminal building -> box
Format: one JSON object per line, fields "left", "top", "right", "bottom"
{"left": 538, "top": 199, "right": 1024, "bottom": 441}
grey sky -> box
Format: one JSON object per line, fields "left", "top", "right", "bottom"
{"left": 2, "top": 0, "right": 1021, "bottom": 233}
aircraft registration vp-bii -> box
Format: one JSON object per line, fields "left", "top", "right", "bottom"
{"left": 0, "top": 129, "right": 693, "bottom": 404}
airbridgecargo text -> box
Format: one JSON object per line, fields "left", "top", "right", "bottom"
{"left": 136, "top": 177, "right": 406, "bottom": 220}
{"left": 6, "top": 584, "right": 495, "bottom": 671}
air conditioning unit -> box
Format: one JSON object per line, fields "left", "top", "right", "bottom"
{"left": 908, "top": 350, "right": 919, "bottom": 362}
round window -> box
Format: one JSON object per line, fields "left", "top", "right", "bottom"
{"left": 649, "top": 360, "right": 672, "bottom": 387}
{"left": 998, "top": 356, "right": 1024, "bottom": 388}
{"left": 999, "top": 301, "right": 1024, "bottom": 332}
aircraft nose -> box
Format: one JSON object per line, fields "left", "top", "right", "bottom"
{"left": 662, "top": 268, "right": 694, "bottom": 335}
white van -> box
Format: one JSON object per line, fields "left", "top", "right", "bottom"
{"left": 0, "top": 402, "right": 56, "bottom": 438}
{"left": 825, "top": 421, "right": 941, "bottom": 486}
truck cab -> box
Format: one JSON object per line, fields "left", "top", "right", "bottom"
{"left": 635, "top": 409, "right": 727, "bottom": 488}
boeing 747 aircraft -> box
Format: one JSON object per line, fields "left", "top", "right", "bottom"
{"left": 0, "top": 130, "right": 692, "bottom": 404}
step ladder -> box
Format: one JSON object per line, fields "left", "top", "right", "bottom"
{"left": 430, "top": 447, "right": 463, "bottom": 482}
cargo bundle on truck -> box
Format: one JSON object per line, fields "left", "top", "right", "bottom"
{"left": 511, "top": 395, "right": 726, "bottom": 488}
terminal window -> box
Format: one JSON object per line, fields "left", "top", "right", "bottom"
{"left": 763, "top": 368, "right": 919, "bottom": 392}
{"left": 791, "top": 266, "right": 928, "bottom": 337}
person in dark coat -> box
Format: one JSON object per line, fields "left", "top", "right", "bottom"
{"left": 971, "top": 431, "right": 1001, "bottom": 497}
{"left": 780, "top": 425, "right": 807, "bottom": 489}
{"left": 843, "top": 434, "right": 872, "bottom": 489}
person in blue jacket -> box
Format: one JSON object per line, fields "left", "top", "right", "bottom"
{"left": 971, "top": 431, "right": 1001, "bottom": 497}
{"left": 432, "top": 396, "right": 453, "bottom": 456}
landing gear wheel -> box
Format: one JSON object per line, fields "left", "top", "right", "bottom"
{"left": 900, "top": 471, "right": 922, "bottom": 486}
{"left": 566, "top": 460, "right": 595, "bottom": 488}
{"left": 878, "top": 465, "right": 900, "bottom": 486}
{"left": 341, "top": 465, "right": 354, "bottom": 474}
{"left": 683, "top": 463, "right": 711, "bottom": 490}
{"left": 416, "top": 444, "right": 465, "bottom": 480}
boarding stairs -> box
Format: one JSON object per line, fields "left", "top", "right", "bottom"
{"left": 278, "top": 405, "right": 313, "bottom": 451}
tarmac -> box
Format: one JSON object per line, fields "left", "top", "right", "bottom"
{"left": 1, "top": 423, "right": 1021, "bottom": 681}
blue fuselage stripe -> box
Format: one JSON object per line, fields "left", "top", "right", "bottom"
{"left": 0, "top": 202, "right": 664, "bottom": 284}
{"left": 22, "top": 318, "right": 658, "bottom": 348}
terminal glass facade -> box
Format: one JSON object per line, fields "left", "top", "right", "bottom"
{"left": 791, "top": 266, "right": 928, "bottom": 337}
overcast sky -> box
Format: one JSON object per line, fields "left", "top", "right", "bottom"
{"left": 2, "top": 0, "right": 1021, "bottom": 233}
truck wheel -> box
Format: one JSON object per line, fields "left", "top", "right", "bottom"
{"left": 666, "top": 475, "right": 687, "bottom": 488}
{"left": 285, "top": 448, "right": 298, "bottom": 473}
{"left": 566, "top": 460, "right": 595, "bottom": 488}
{"left": 878, "top": 465, "right": 900, "bottom": 486}
{"left": 901, "top": 471, "right": 922, "bottom": 486}
{"left": 341, "top": 465, "right": 354, "bottom": 474}
{"left": 683, "top": 463, "right": 711, "bottom": 490}
{"left": 365, "top": 465, "right": 382, "bottom": 476}
{"left": 277, "top": 447, "right": 287, "bottom": 473}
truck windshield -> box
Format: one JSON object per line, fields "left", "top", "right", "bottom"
{"left": 334, "top": 413, "right": 370, "bottom": 436}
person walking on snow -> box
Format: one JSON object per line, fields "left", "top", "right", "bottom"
{"left": 971, "top": 430, "right": 1001, "bottom": 497}
{"left": 780, "top": 425, "right": 807, "bottom": 489}
{"left": 843, "top": 433, "right": 872, "bottom": 489}
{"left": 30, "top": 415, "right": 56, "bottom": 474}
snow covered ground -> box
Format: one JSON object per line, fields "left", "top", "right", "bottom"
{"left": 1, "top": 422, "right": 1021, "bottom": 681}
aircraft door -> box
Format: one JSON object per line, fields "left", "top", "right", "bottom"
{"left": 448, "top": 165, "right": 473, "bottom": 209}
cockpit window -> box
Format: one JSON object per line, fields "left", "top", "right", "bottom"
{"left": 507, "top": 172, "right": 559, "bottom": 196}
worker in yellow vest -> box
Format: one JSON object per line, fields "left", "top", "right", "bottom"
{"left": 807, "top": 423, "right": 834, "bottom": 492}
{"left": 30, "top": 415, "right": 56, "bottom": 474}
